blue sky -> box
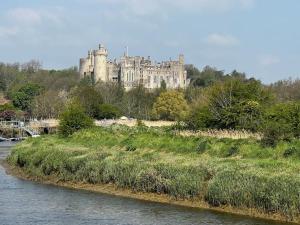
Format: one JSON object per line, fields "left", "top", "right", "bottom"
{"left": 0, "top": 0, "right": 299, "bottom": 83}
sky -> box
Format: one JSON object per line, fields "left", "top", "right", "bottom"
{"left": 0, "top": 0, "right": 299, "bottom": 83}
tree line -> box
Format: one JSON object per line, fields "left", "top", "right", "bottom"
{"left": 1, "top": 60, "right": 300, "bottom": 145}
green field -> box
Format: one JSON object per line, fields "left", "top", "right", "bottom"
{"left": 8, "top": 125, "right": 300, "bottom": 221}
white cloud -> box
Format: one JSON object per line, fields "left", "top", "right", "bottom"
{"left": 0, "top": 27, "right": 18, "bottom": 38}
{"left": 205, "top": 33, "right": 239, "bottom": 47}
{"left": 5, "top": 7, "right": 64, "bottom": 27}
{"left": 259, "top": 55, "right": 280, "bottom": 66}
{"left": 7, "top": 8, "right": 42, "bottom": 25}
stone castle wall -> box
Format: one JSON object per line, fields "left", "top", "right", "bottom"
{"left": 79, "top": 44, "right": 188, "bottom": 90}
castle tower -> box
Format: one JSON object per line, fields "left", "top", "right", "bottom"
{"left": 178, "top": 54, "right": 186, "bottom": 88}
{"left": 79, "top": 58, "right": 88, "bottom": 79}
{"left": 94, "top": 44, "right": 108, "bottom": 82}
{"left": 88, "top": 50, "right": 93, "bottom": 64}
{"left": 87, "top": 50, "right": 94, "bottom": 73}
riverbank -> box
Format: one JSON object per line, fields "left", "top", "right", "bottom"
{"left": 1, "top": 160, "right": 292, "bottom": 224}
{"left": 6, "top": 125, "right": 300, "bottom": 223}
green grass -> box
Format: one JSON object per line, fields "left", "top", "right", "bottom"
{"left": 7, "top": 125, "right": 300, "bottom": 221}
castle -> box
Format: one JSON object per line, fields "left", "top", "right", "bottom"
{"left": 79, "top": 44, "right": 188, "bottom": 90}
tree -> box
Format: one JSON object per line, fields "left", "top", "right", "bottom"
{"left": 185, "top": 64, "right": 201, "bottom": 80}
{"left": 261, "top": 102, "right": 300, "bottom": 146}
{"left": 11, "top": 83, "right": 42, "bottom": 112}
{"left": 58, "top": 102, "right": 94, "bottom": 137}
{"left": 121, "top": 85, "right": 156, "bottom": 120}
{"left": 152, "top": 90, "right": 189, "bottom": 121}
{"left": 96, "top": 81, "right": 124, "bottom": 105}
{"left": 96, "top": 104, "right": 121, "bottom": 119}
{"left": 188, "top": 65, "right": 224, "bottom": 87}
{"left": 270, "top": 78, "right": 300, "bottom": 102}
{"left": 32, "top": 90, "right": 67, "bottom": 119}
{"left": 21, "top": 60, "right": 42, "bottom": 73}
{"left": 204, "top": 78, "right": 272, "bottom": 130}
{"left": 186, "top": 105, "right": 214, "bottom": 130}
{"left": 80, "top": 76, "right": 94, "bottom": 86}
{"left": 185, "top": 78, "right": 273, "bottom": 131}
{"left": 71, "top": 84, "right": 103, "bottom": 118}
{"left": 184, "top": 86, "right": 203, "bottom": 103}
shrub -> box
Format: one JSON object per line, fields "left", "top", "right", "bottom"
{"left": 261, "top": 125, "right": 285, "bottom": 147}
{"left": 125, "top": 145, "right": 137, "bottom": 152}
{"left": 283, "top": 147, "right": 298, "bottom": 158}
{"left": 206, "top": 170, "right": 300, "bottom": 218}
{"left": 186, "top": 105, "right": 214, "bottom": 130}
{"left": 58, "top": 102, "right": 94, "bottom": 137}
{"left": 136, "top": 168, "right": 169, "bottom": 193}
{"left": 225, "top": 145, "right": 239, "bottom": 157}
{"left": 0, "top": 103, "right": 15, "bottom": 112}
{"left": 96, "top": 104, "right": 120, "bottom": 120}
{"left": 261, "top": 102, "right": 300, "bottom": 146}
{"left": 0, "top": 110, "right": 16, "bottom": 120}
{"left": 70, "top": 85, "right": 103, "bottom": 118}
{"left": 196, "top": 139, "right": 210, "bottom": 153}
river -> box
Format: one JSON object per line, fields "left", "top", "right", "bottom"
{"left": 0, "top": 142, "right": 288, "bottom": 225}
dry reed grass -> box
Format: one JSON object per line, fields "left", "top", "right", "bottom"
{"left": 178, "top": 129, "right": 262, "bottom": 140}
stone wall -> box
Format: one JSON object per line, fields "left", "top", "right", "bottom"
{"left": 79, "top": 44, "right": 188, "bottom": 90}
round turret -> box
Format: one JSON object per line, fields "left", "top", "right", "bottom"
{"left": 79, "top": 58, "right": 88, "bottom": 78}
{"left": 94, "top": 44, "right": 108, "bottom": 82}
{"left": 80, "top": 58, "right": 87, "bottom": 64}
{"left": 94, "top": 44, "right": 108, "bottom": 57}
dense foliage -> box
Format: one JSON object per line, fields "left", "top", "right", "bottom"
{"left": 152, "top": 90, "right": 189, "bottom": 121}
{"left": 186, "top": 78, "right": 273, "bottom": 131}
{"left": 0, "top": 61, "right": 78, "bottom": 119}
{"left": 11, "top": 83, "right": 43, "bottom": 112}
{"left": 71, "top": 85, "right": 103, "bottom": 118}
{"left": 58, "top": 103, "right": 94, "bottom": 137}
{"left": 261, "top": 102, "right": 300, "bottom": 146}
{"left": 96, "top": 104, "right": 121, "bottom": 119}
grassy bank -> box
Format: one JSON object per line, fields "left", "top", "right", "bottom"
{"left": 7, "top": 125, "right": 300, "bottom": 223}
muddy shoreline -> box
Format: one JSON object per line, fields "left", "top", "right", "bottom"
{"left": 1, "top": 159, "right": 297, "bottom": 225}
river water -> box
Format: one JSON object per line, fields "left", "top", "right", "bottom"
{"left": 0, "top": 142, "right": 288, "bottom": 225}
